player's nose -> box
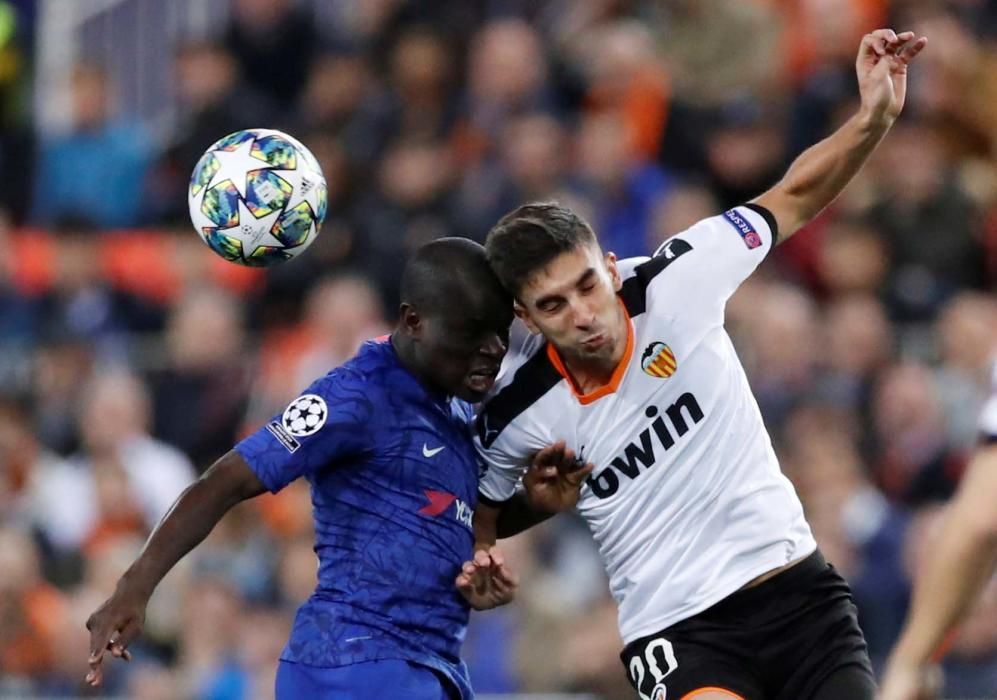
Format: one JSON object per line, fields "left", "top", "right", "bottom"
{"left": 479, "top": 333, "right": 507, "bottom": 359}
{"left": 569, "top": 299, "right": 596, "bottom": 330}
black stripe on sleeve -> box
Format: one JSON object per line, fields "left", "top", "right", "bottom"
{"left": 477, "top": 491, "right": 511, "bottom": 508}
{"left": 476, "top": 347, "right": 563, "bottom": 449}
{"left": 981, "top": 433, "right": 997, "bottom": 446}
{"left": 619, "top": 237, "right": 694, "bottom": 317}
{"left": 743, "top": 202, "right": 779, "bottom": 246}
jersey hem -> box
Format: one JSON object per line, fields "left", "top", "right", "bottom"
{"left": 233, "top": 442, "right": 281, "bottom": 494}
{"left": 618, "top": 540, "right": 818, "bottom": 645}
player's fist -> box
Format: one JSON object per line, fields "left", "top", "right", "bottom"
{"left": 856, "top": 29, "right": 927, "bottom": 125}
{"left": 523, "top": 441, "right": 594, "bottom": 513}
{"left": 456, "top": 547, "right": 518, "bottom": 610}
{"left": 84, "top": 586, "right": 148, "bottom": 687}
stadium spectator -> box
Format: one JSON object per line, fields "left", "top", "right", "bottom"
{"left": 0, "top": 527, "right": 68, "bottom": 685}
{"left": 869, "top": 119, "right": 985, "bottom": 320}
{"left": 71, "top": 370, "right": 196, "bottom": 550}
{"left": 355, "top": 137, "right": 457, "bottom": 309}
{"left": 456, "top": 112, "right": 569, "bottom": 242}
{"left": 458, "top": 19, "right": 554, "bottom": 166}
{"left": 31, "top": 62, "right": 152, "bottom": 229}
{"left": 570, "top": 111, "right": 673, "bottom": 259}
{"left": 150, "top": 288, "right": 251, "bottom": 469}
{"left": 223, "top": 0, "right": 319, "bottom": 107}
{"left": 150, "top": 41, "right": 272, "bottom": 225}
{"left": 872, "top": 363, "right": 958, "bottom": 504}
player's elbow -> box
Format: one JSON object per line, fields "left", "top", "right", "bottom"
{"left": 751, "top": 188, "right": 810, "bottom": 242}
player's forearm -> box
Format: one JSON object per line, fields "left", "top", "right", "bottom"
{"left": 891, "top": 448, "right": 997, "bottom": 664}
{"left": 119, "top": 451, "right": 265, "bottom": 599}
{"left": 496, "top": 492, "right": 555, "bottom": 538}
{"left": 755, "top": 110, "right": 891, "bottom": 241}
{"left": 473, "top": 501, "right": 501, "bottom": 549}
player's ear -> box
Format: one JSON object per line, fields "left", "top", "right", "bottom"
{"left": 513, "top": 300, "right": 540, "bottom": 335}
{"left": 400, "top": 303, "right": 423, "bottom": 339}
{"left": 604, "top": 252, "right": 622, "bottom": 292}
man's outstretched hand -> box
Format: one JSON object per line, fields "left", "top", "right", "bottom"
{"left": 857, "top": 28, "right": 928, "bottom": 125}
{"left": 456, "top": 548, "right": 518, "bottom": 610}
{"left": 523, "top": 441, "right": 594, "bottom": 514}
{"left": 84, "top": 586, "right": 147, "bottom": 687}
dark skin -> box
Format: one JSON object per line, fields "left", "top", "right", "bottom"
{"left": 85, "top": 248, "right": 580, "bottom": 687}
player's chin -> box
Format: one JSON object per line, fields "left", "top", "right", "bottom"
{"left": 459, "top": 370, "right": 497, "bottom": 402}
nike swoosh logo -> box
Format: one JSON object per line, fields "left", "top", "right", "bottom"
{"left": 423, "top": 444, "right": 445, "bottom": 458}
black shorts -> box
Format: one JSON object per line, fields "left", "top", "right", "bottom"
{"left": 620, "top": 550, "right": 874, "bottom": 700}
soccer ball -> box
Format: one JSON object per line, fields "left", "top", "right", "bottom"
{"left": 188, "top": 128, "right": 327, "bottom": 267}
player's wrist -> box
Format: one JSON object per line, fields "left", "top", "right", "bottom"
{"left": 855, "top": 104, "right": 895, "bottom": 134}
{"left": 117, "top": 568, "right": 156, "bottom": 602}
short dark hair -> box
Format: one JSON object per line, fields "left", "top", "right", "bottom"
{"left": 485, "top": 202, "right": 598, "bottom": 296}
{"left": 400, "top": 237, "right": 509, "bottom": 315}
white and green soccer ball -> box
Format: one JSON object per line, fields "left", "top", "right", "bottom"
{"left": 188, "top": 128, "right": 327, "bottom": 267}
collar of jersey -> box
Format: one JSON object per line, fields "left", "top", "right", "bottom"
{"left": 545, "top": 300, "right": 635, "bottom": 405}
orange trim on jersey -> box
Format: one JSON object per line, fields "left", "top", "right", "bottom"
{"left": 680, "top": 688, "right": 745, "bottom": 700}
{"left": 546, "top": 302, "right": 635, "bottom": 405}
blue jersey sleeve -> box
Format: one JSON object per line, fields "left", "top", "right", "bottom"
{"left": 235, "top": 369, "right": 374, "bottom": 492}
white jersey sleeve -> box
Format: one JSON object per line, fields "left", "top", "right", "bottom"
{"left": 475, "top": 326, "right": 554, "bottom": 504}
{"left": 648, "top": 203, "right": 777, "bottom": 321}
{"left": 981, "top": 360, "right": 997, "bottom": 442}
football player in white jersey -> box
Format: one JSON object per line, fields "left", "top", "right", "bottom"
{"left": 878, "top": 361, "right": 997, "bottom": 700}
{"left": 473, "top": 29, "right": 928, "bottom": 700}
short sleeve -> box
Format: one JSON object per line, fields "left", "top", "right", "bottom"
{"left": 475, "top": 434, "right": 526, "bottom": 506}
{"left": 649, "top": 203, "right": 777, "bottom": 313}
{"left": 235, "top": 369, "right": 373, "bottom": 492}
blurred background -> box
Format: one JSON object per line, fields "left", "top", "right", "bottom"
{"left": 1, "top": 0, "right": 996, "bottom": 698}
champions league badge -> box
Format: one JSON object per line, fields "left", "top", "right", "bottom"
{"left": 721, "top": 208, "right": 763, "bottom": 249}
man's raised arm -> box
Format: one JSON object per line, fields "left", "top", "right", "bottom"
{"left": 85, "top": 450, "right": 266, "bottom": 687}
{"left": 753, "top": 29, "right": 927, "bottom": 242}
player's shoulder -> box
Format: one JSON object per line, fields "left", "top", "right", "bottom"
{"left": 309, "top": 339, "right": 395, "bottom": 397}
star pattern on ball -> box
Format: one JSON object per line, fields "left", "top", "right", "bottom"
{"left": 213, "top": 198, "right": 286, "bottom": 254}
{"left": 206, "top": 137, "right": 271, "bottom": 199}
{"left": 189, "top": 129, "right": 328, "bottom": 268}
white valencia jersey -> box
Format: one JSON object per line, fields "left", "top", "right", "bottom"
{"left": 981, "top": 360, "right": 997, "bottom": 442}
{"left": 475, "top": 204, "right": 816, "bottom": 644}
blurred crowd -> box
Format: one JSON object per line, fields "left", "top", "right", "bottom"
{"left": 2, "top": 0, "right": 997, "bottom": 698}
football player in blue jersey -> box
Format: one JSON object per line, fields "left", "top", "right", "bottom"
{"left": 85, "top": 238, "right": 565, "bottom": 699}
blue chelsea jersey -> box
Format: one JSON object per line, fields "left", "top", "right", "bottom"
{"left": 235, "top": 339, "right": 480, "bottom": 696}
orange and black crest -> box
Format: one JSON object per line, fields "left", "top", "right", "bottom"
{"left": 641, "top": 341, "right": 677, "bottom": 378}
